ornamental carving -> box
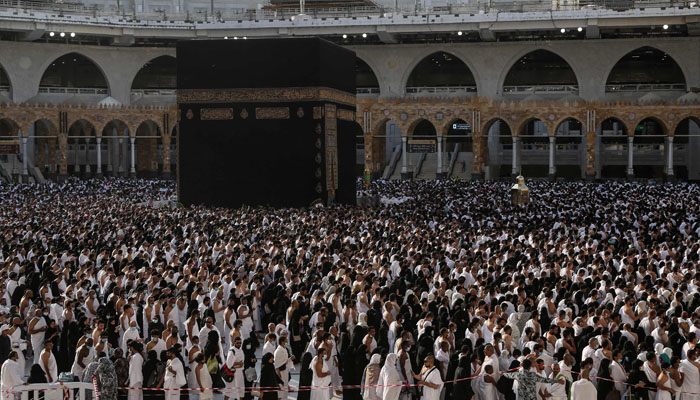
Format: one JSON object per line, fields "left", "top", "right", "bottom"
{"left": 186, "top": 109, "right": 194, "bottom": 120}
{"left": 255, "top": 107, "right": 290, "bottom": 120}
{"left": 297, "top": 107, "right": 305, "bottom": 118}
{"left": 201, "top": 108, "right": 234, "bottom": 120}
{"left": 313, "top": 107, "right": 323, "bottom": 119}
{"left": 240, "top": 108, "right": 249, "bottom": 119}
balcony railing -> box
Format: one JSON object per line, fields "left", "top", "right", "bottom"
{"left": 0, "top": 0, "right": 695, "bottom": 22}
{"left": 357, "top": 87, "right": 380, "bottom": 95}
{"left": 605, "top": 83, "right": 687, "bottom": 92}
{"left": 38, "top": 86, "right": 109, "bottom": 95}
{"left": 131, "top": 88, "right": 177, "bottom": 96}
{"left": 406, "top": 86, "right": 477, "bottom": 95}
{"left": 503, "top": 85, "right": 579, "bottom": 94}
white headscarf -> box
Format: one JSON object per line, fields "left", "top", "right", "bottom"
{"left": 378, "top": 353, "right": 402, "bottom": 399}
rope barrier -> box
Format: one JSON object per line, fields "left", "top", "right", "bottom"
{"left": 92, "top": 376, "right": 100, "bottom": 400}
{"left": 3, "top": 365, "right": 699, "bottom": 396}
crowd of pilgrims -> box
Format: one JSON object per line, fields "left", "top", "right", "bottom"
{"left": 0, "top": 178, "right": 699, "bottom": 400}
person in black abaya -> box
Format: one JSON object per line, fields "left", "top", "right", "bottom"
{"left": 444, "top": 353, "right": 460, "bottom": 400}
{"left": 259, "top": 352, "right": 282, "bottom": 400}
{"left": 453, "top": 354, "right": 474, "bottom": 400}
{"left": 297, "top": 352, "right": 313, "bottom": 400}
{"left": 597, "top": 358, "right": 614, "bottom": 400}
{"left": 344, "top": 345, "right": 367, "bottom": 400}
{"left": 416, "top": 328, "right": 434, "bottom": 368}
{"left": 497, "top": 359, "right": 520, "bottom": 400}
{"left": 627, "top": 359, "right": 654, "bottom": 400}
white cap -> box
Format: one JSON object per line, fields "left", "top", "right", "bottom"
{"left": 0, "top": 325, "right": 10, "bottom": 332}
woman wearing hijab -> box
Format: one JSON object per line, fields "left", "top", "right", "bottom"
{"left": 297, "top": 353, "right": 314, "bottom": 400}
{"left": 346, "top": 346, "right": 368, "bottom": 400}
{"left": 500, "top": 360, "right": 520, "bottom": 400}
{"left": 453, "top": 354, "right": 474, "bottom": 400}
{"left": 361, "top": 354, "right": 382, "bottom": 400}
{"left": 444, "top": 354, "right": 459, "bottom": 400}
{"left": 340, "top": 346, "right": 356, "bottom": 399}
{"left": 596, "top": 359, "right": 614, "bottom": 400}
{"left": 27, "top": 364, "right": 47, "bottom": 400}
{"left": 378, "top": 354, "right": 402, "bottom": 400}
{"left": 627, "top": 359, "right": 654, "bottom": 400}
{"left": 259, "top": 353, "right": 282, "bottom": 400}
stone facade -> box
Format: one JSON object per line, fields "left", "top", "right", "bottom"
{"left": 356, "top": 97, "right": 700, "bottom": 179}
{"left": 0, "top": 102, "right": 176, "bottom": 179}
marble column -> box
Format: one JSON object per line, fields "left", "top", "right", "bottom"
{"left": 129, "top": 137, "right": 136, "bottom": 177}
{"left": 548, "top": 136, "right": 556, "bottom": 179}
{"left": 96, "top": 137, "right": 103, "bottom": 177}
{"left": 626, "top": 136, "right": 634, "bottom": 179}
{"left": 436, "top": 136, "right": 443, "bottom": 179}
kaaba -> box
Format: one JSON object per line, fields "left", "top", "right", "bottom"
{"left": 177, "top": 38, "right": 357, "bottom": 208}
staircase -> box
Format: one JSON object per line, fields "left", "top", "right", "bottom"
{"left": 0, "top": 154, "right": 46, "bottom": 184}
{"left": 382, "top": 144, "right": 402, "bottom": 180}
{"left": 416, "top": 153, "right": 438, "bottom": 180}
{"left": 450, "top": 152, "right": 474, "bottom": 180}
{"left": 389, "top": 153, "right": 404, "bottom": 180}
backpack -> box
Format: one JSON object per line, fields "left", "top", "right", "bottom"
{"left": 207, "top": 355, "right": 219, "bottom": 375}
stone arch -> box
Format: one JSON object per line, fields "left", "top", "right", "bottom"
{"left": 482, "top": 117, "right": 513, "bottom": 137}
{"left": 483, "top": 117, "right": 513, "bottom": 178}
{"left": 500, "top": 48, "right": 580, "bottom": 94}
{"left": 402, "top": 50, "right": 479, "bottom": 95}
{"left": 371, "top": 117, "right": 402, "bottom": 170}
{"left": 67, "top": 119, "right": 98, "bottom": 176}
{"left": 517, "top": 117, "right": 550, "bottom": 139}
{"left": 597, "top": 116, "right": 631, "bottom": 137}
{"left": 131, "top": 55, "right": 177, "bottom": 91}
{"left": 631, "top": 116, "right": 669, "bottom": 137}
{"left": 630, "top": 116, "right": 667, "bottom": 179}
{"left": 356, "top": 56, "right": 380, "bottom": 95}
{"left": 0, "top": 62, "right": 13, "bottom": 99}
{"left": 443, "top": 118, "right": 473, "bottom": 152}
{"left": 135, "top": 119, "right": 162, "bottom": 176}
{"left": 0, "top": 118, "right": 20, "bottom": 137}
{"left": 671, "top": 116, "right": 700, "bottom": 136}
{"left": 39, "top": 52, "right": 110, "bottom": 93}
{"left": 32, "top": 118, "right": 59, "bottom": 175}
{"left": 605, "top": 46, "right": 686, "bottom": 90}
{"left": 408, "top": 118, "right": 437, "bottom": 137}
{"left": 101, "top": 119, "right": 130, "bottom": 176}
{"left": 554, "top": 116, "right": 585, "bottom": 135}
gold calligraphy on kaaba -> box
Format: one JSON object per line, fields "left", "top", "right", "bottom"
{"left": 256, "top": 107, "right": 290, "bottom": 120}
{"left": 177, "top": 87, "right": 356, "bottom": 107}
{"left": 200, "top": 108, "right": 234, "bottom": 120}
{"left": 324, "top": 103, "right": 338, "bottom": 193}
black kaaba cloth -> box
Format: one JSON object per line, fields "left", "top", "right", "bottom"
{"left": 177, "top": 37, "right": 356, "bottom": 208}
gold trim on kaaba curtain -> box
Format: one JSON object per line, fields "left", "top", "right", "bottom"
{"left": 200, "top": 108, "right": 234, "bottom": 120}
{"left": 324, "top": 103, "right": 338, "bottom": 193}
{"left": 256, "top": 107, "right": 290, "bottom": 119}
{"left": 178, "top": 87, "right": 356, "bottom": 107}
